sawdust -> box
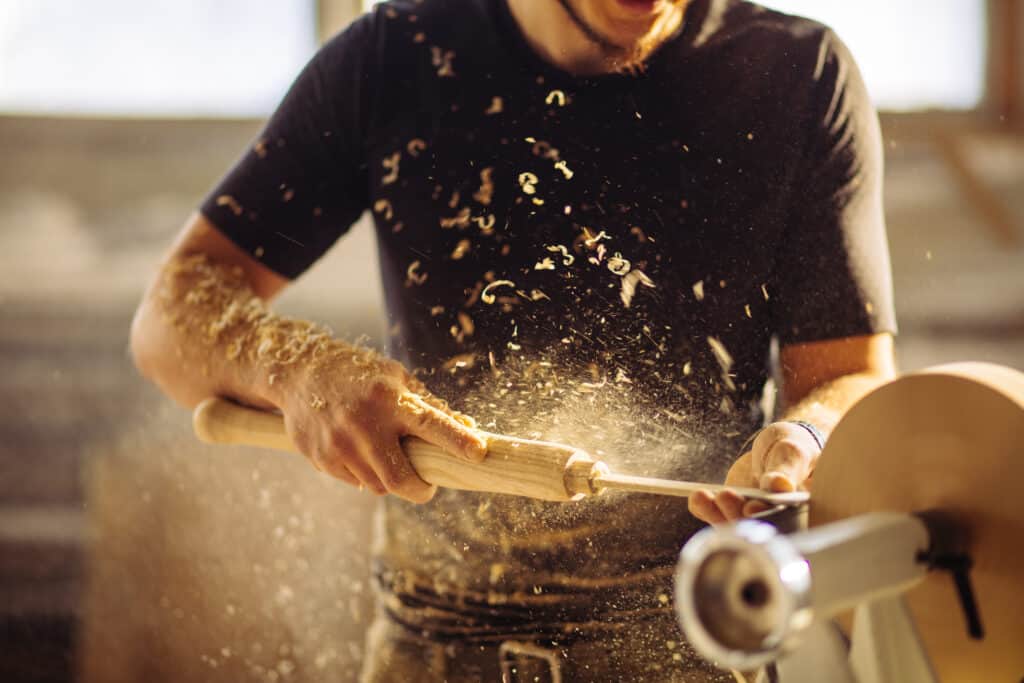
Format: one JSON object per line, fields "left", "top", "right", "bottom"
{"left": 158, "top": 254, "right": 392, "bottom": 392}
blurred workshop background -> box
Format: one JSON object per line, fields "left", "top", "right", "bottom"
{"left": 1, "top": 1, "right": 1021, "bottom": 681}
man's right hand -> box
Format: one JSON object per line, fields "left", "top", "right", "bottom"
{"left": 131, "top": 213, "right": 486, "bottom": 505}
{"left": 275, "top": 353, "right": 488, "bottom": 504}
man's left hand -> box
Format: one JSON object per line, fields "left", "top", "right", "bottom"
{"left": 688, "top": 422, "right": 821, "bottom": 524}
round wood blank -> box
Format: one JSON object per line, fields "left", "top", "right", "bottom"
{"left": 810, "top": 362, "right": 1024, "bottom": 683}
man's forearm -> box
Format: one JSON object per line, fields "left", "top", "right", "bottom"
{"left": 130, "top": 253, "right": 365, "bottom": 410}
{"left": 779, "top": 371, "right": 894, "bottom": 437}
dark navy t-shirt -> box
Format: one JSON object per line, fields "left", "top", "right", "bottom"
{"left": 200, "top": 0, "right": 896, "bottom": 633}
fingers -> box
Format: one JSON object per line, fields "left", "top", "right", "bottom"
{"left": 759, "top": 439, "right": 813, "bottom": 492}
{"left": 750, "top": 423, "right": 820, "bottom": 492}
{"left": 403, "top": 375, "right": 478, "bottom": 428}
{"left": 689, "top": 489, "right": 747, "bottom": 524}
{"left": 367, "top": 438, "right": 436, "bottom": 504}
{"left": 689, "top": 490, "right": 725, "bottom": 524}
{"left": 320, "top": 431, "right": 387, "bottom": 495}
{"left": 396, "top": 392, "right": 488, "bottom": 462}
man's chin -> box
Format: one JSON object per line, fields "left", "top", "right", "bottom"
{"left": 597, "top": 0, "right": 685, "bottom": 56}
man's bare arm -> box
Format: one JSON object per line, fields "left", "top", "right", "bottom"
{"left": 130, "top": 213, "right": 486, "bottom": 503}
{"left": 689, "top": 333, "right": 896, "bottom": 523}
{"left": 130, "top": 213, "right": 289, "bottom": 409}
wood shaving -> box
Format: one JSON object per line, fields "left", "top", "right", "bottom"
{"left": 406, "top": 138, "right": 426, "bottom": 156}
{"left": 545, "top": 89, "right": 567, "bottom": 106}
{"left": 531, "top": 197, "right": 544, "bottom": 206}
{"left": 707, "top": 336, "right": 733, "bottom": 374}
{"left": 517, "top": 172, "right": 538, "bottom": 195}
{"left": 485, "top": 97, "right": 503, "bottom": 114}
{"left": 310, "top": 394, "right": 326, "bottom": 410}
{"left": 534, "top": 257, "right": 555, "bottom": 271}
{"left": 373, "top": 198, "right": 393, "bottom": 220}
{"left": 464, "top": 281, "right": 483, "bottom": 307}
{"left": 473, "top": 214, "right": 495, "bottom": 233}
{"left": 473, "top": 167, "right": 494, "bottom": 205}
{"left": 553, "top": 160, "right": 573, "bottom": 179}
{"left": 761, "top": 283, "right": 770, "bottom": 301}
{"left": 413, "top": 32, "right": 425, "bottom": 43}
{"left": 448, "top": 191, "right": 461, "bottom": 209}
{"left": 531, "top": 140, "right": 560, "bottom": 160}
{"left": 606, "top": 252, "right": 631, "bottom": 276}
{"left": 620, "top": 269, "right": 654, "bottom": 308}
{"left": 457, "top": 312, "right": 475, "bottom": 337}
{"left": 405, "top": 260, "right": 428, "bottom": 287}
{"left": 430, "top": 46, "right": 455, "bottom": 77}
{"left": 450, "top": 239, "right": 471, "bottom": 260}
{"left": 158, "top": 254, "right": 392, "bottom": 389}
{"left": 583, "top": 228, "right": 609, "bottom": 247}
{"left": 692, "top": 280, "right": 705, "bottom": 301}
{"left": 215, "top": 195, "right": 243, "bottom": 216}
{"left": 529, "top": 289, "right": 549, "bottom": 301}
{"left": 481, "top": 280, "right": 515, "bottom": 304}
{"left": 439, "top": 207, "right": 471, "bottom": 229}
{"left": 430, "top": 305, "right": 445, "bottom": 316}
{"left": 381, "top": 152, "right": 400, "bottom": 185}
{"left": 545, "top": 244, "right": 574, "bottom": 266}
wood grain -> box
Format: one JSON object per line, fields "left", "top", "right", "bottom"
{"left": 810, "top": 362, "right": 1024, "bottom": 682}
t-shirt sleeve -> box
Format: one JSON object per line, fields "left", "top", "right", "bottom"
{"left": 769, "top": 28, "right": 897, "bottom": 345}
{"left": 198, "top": 14, "right": 375, "bottom": 280}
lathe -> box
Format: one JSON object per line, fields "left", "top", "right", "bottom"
{"left": 194, "top": 361, "right": 1024, "bottom": 681}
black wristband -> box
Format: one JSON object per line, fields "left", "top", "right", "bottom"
{"left": 786, "top": 420, "right": 826, "bottom": 451}
{"left": 738, "top": 420, "right": 826, "bottom": 456}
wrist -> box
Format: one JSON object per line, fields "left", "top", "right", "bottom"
{"left": 785, "top": 420, "right": 826, "bottom": 451}
{"left": 738, "top": 420, "right": 827, "bottom": 456}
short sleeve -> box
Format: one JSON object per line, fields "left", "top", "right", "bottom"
{"left": 199, "top": 14, "right": 375, "bottom": 280}
{"left": 769, "top": 29, "right": 897, "bottom": 345}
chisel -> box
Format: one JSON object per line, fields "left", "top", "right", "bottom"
{"left": 193, "top": 397, "right": 808, "bottom": 506}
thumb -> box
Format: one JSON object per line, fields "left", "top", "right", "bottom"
{"left": 396, "top": 392, "right": 488, "bottom": 462}
{"left": 758, "top": 439, "right": 812, "bottom": 492}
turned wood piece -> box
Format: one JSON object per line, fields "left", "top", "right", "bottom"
{"left": 810, "top": 362, "right": 1024, "bottom": 682}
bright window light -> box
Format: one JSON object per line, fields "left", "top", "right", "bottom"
{"left": 361, "top": 0, "right": 987, "bottom": 112}
{"left": 758, "top": 1, "right": 986, "bottom": 111}
{"left": 0, "top": 0, "right": 317, "bottom": 117}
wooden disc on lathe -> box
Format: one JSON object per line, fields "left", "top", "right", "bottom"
{"left": 810, "top": 362, "right": 1024, "bottom": 683}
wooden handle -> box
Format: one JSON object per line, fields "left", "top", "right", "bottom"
{"left": 193, "top": 398, "right": 597, "bottom": 501}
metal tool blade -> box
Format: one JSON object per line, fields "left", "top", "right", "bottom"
{"left": 591, "top": 472, "right": 810, "bottom": 505}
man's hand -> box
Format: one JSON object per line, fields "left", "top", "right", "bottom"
{"left": 274, "top": 352, "right": 487, "bottom": 505}
{"left": 688, "top": 422, "right": 821, "bottom": 524}
{"left": 131, "top": 214, "right": 486, "bottom": 506}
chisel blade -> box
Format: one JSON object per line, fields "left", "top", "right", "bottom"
{"left": 591, "top": 471, "right": 809, "bottom": 506}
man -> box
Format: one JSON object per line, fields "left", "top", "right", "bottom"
{"left": 131, "top": 0, "right": 897, "bottom": 680}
